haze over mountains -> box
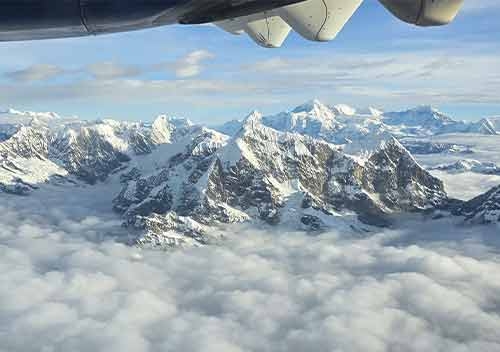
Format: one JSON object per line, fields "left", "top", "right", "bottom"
{"left": 1, "top": 100, "right": 499, "bottom": 248}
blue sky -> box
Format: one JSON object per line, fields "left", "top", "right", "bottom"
{"left": 0, "top": 1, "right": 499, "bottom": 124}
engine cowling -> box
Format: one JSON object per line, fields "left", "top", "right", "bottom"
{"left": 379, "top": 0, "right": 464, "bottom": 26}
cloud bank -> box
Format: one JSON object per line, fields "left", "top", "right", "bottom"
{"left": 1, "top": 184, "right": 500, "bottom": 352}
{"left": 1, "top": 50, "right": 498, "bottom": 122}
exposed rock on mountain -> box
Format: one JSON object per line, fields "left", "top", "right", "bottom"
{"left": 401, "top": 139, "right": 473, "bottom": 155}
{"left": 115, "top": 111, "right": 447, "bottom": 247}
{"left": 432, "top": 159, "right": 500, "bottom": 176}
{"left": 0, "top": 112, "right": 192, "bottom": 187}
{"left": 453, "top": 185, "right": 500, "bottom": 224}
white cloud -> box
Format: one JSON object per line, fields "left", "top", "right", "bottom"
{"left": 242, "top": 52, "right": 500, "bottom": 107}
{"left": 2, "top": 50, "right": 499, "bottom": 116}
{"left": 1, "top": 182, "right": 500, "bottom": 351}
{"left": 4, "top": 64, "right": 64, "bottom": 82}
{"left": 2, "top": 49, "right": 215, "bottom": 84}
{"left": 173, "top": 50, "right": 215, "bottom": 78}
{"left": 87, "top": 62, "right": 142, "bottom": 79}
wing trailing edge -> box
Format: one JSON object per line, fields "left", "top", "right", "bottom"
{"left": 217, "top": 14, "right": 291, "bottom": 48}
{"left": 216, "top": 0, "right": 364, "bottom": 47}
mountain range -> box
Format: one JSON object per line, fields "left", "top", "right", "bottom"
{"left": 1, "top": 101, "right": 499, "bottom": 248}
{"left": 216, "top": 100, "right": 498, "bottom": 139}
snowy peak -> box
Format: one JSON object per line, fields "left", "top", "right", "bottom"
{"left": 0, "top": 108, "right": 61, "bottom": 126}
{"left": 236, "top": 110, "right": 264, "bottom": 136}
{"left": 475, "top": 118, "right": 498, "bottom": 135}
{"left": 293, "top": 99, "right": 337, "bottom": 120}
{"left": 291, "top": 100, "right": 371, "bottom": 118}
{"left": 261, "top": 100, "right": 339, "bottom": 138}
{"left": 114, "top": 108, "right": 447, "bottom": 248}
{"left": 292, "top": 99, "right": 331, "bottom": 114}
{"left": 454, "top": 185, "right": 500, "bottom": 224}
{"left": 215, "top": 100, "right": 497, "bottom": 149}
{"left": 482, "top": 117, "right": 500, "bottom": 133}
{"left": 331, "top": 104, "right": 357, "bottom": 116}
{"left": 383, "top": 105, "right": 454, "bottom": 127}
{"left": 150, "top": 116, "right": 174, "bottom": 144}
{"left": 242, "top": 110, "right": 263, "bottom": 125}
{"left": 381, "top": 105, "right": 498, "bottom": 136}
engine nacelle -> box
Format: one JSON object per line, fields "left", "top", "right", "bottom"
{"left": 379, "top": 0, "right": 464, "bottom": 26}
{"left": 279, "top": 0, "right": 363, "bottom": 41}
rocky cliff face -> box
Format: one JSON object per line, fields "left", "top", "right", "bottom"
{"left": 453, "top": 186, "right": 500, "bottom": 224}
{"left": 0, "top": 111, "right": 192, "bottom": 190}
{"left": 114, "top": 111, "right": 447, "bottom": 248}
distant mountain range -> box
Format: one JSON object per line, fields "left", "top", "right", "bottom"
{"left": 215, "top": 100, "right": 499, "bottom": 139}
{"left": 1, "top": 101, "right": 498, "bottom": 248}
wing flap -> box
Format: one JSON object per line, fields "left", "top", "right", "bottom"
{"left": 279, "top": 0, "right": 364, "bottom": 41}
{"left": 215, "top": 0, "right": 363, "bottom": 47}
{"left": 244, "top": 16, "right": 291, "bottom": 48}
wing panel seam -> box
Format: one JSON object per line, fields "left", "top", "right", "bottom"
{"left": 79, "top": 0, "right": 92, "bottom": 34}
{"left": 316, "top": 0, "right": 329, "bottom": 41}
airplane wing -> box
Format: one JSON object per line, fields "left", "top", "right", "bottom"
{"left": 216, "top": 0, "right": 463, "bottom": 48}
{"left": 0, "top": 0, "right": 464, "bottom": 43}
{"left": 216, "top": 0, "right": 364, "bottom": 48}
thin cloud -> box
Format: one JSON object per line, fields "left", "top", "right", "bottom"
{"left": 2, "top": 49, "right": 215, "bottom": 83}
{"left": 86, "top": 62, "right": 142, "bottom": 79}
{"left": 173, "top": 50, "right": 215, "bottom": 78}
{"left": 4, "top": 64, "right": 64, "bottom": 82}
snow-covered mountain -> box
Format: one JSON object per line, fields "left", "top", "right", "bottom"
{"left": 217, "top": 100, "right": 391, "bottom": 145}
{"left": 113, "top": 110, "right": 447, "bottom": 247}
{"left": 0, "top": 107, "right": 61, "bottom": 125}
{"left": 0, "top": 110, "right": 194, "bottom": 191}
{"left": 216, "top": 101, "right": 497, "bottom": 140}
{"left": 432, "top": 159, "right": 500, "bottom": 175}
{"left": 453, "top": 185, "right": 500, "bottom": 224}
{"left": 1, "top": 100, "right": 499, "bottom": 246}
{"left": 383, "top": 106, "right": 497, "bottom": 136}
{"left": 483, "top": 116, "right": 500, "bottom": 133}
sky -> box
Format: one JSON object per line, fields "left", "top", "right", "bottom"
{"left": 0, "top": 1, "right": 499, "bottom": 124}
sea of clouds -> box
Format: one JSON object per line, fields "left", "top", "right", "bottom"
{"left": 1, "top": 184, "right": 500, "bottom": 352}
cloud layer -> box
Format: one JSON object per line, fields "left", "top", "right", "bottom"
{"left": 1, "top": 183, "right": 500, "bottom": 352}
{"left": 2, "top": 50, "right": 216, "bottom": 83}
{"left": 1, "top": 49, "right": 499, "bottom": 123}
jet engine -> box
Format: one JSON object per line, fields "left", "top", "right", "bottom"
{"left": 379, "top": 0, "right": 464, "bottom": 26}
